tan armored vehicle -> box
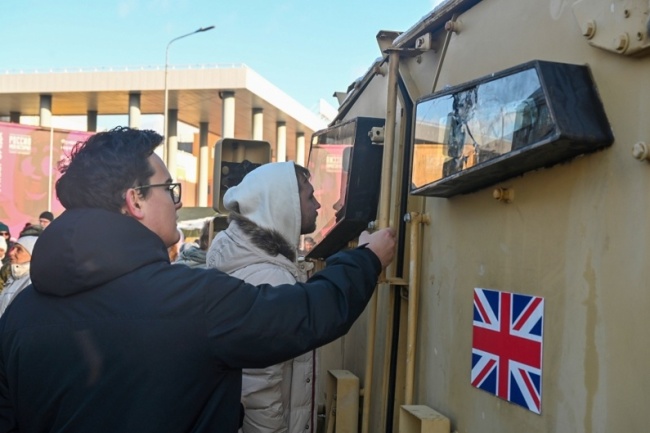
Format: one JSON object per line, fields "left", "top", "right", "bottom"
{"left": 303, "top": 0, "right": 650, "bottom": 432}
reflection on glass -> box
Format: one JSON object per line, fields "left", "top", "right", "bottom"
{"left": 412, "top": 68, "right": 554, "bottom": 189}
{"left": 307, "top": 122, "right": 355, "bottom": 248}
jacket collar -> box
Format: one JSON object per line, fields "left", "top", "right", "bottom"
{"left": 229, "top": 212, "right": 297, "bottom": 263}
{"left": 31, "top": 208, "right": 169, "bottom": 297}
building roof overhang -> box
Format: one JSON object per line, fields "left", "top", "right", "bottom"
{"left": 0, "top": 65, "right": 325, "bottom": 141}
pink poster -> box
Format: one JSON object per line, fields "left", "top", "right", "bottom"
{"left": 0, "top": 122, "right": 93, "bottom": 237}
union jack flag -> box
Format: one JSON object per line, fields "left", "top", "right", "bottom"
{"left": 471, "top": 288, "right": 544, "bottom": 414}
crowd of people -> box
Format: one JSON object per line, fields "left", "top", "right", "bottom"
{"left": 0, "top": 127, "right": 396, "bottom": 433}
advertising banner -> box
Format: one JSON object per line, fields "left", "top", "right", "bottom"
{"left": 0, "top": 122, "right": 93, "bottom": 236}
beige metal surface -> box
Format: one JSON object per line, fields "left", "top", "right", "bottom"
{"left": 404, "top": 212, "right": 429, "bottom": 406}
{"left": 325, "top": 370, "right": 360, "bottom": 433}
{"left": 399, "top": 405, "right": 450, "bottom": 433}
{"left": 319, "top": 0, "right": 650, "bottom": 432}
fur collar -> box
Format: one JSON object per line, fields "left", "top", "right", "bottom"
{"left": 229, "top": 212, "right": 296, "bottom": 262}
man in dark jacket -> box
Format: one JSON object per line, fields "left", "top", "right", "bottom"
{"left": 0, "top": 127, "right": 395, "bottom": 433}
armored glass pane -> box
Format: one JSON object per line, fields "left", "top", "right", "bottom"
{"left": 306, "top": 117, "right": 384, "bottom": 260}
{"left": 412, "top": 68, "right": 554, "bottom": 189}
{"left": 307, "top": 122, "right": 355, "bottom": 245}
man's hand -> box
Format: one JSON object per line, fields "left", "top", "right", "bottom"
{"left": 359, "top": 228, "right": 396, "bottom": 269}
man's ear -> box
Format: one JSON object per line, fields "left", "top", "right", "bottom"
{"left": 122, "top": 188, "right": 145, "bottom": 220}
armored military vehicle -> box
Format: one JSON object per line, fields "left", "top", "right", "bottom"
{"left": 307, "top": 0, "right": 650, "bottom": 432}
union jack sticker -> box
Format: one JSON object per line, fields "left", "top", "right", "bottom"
{"left": 471, "top": 288, "right": 544, "bottom": 414}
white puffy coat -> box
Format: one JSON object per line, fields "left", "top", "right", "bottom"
{"left": 207, "top": 162, "right": 317, "bottom": 433}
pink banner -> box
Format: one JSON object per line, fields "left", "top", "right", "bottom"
{"left": 0, "top": 122, "right": 93, "bottom": 237}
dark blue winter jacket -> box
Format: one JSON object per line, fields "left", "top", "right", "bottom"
{"left": 0, "top": 208, "right": 381, "bottom": 433}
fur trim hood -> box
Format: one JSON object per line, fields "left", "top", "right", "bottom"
{"left": 206, "top": 216, "right": 301, "bottom": 279}
{"left": 227, "top": 212, "right": 297, "bottom": 262}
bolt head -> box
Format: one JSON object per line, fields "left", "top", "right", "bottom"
{"left": 614, "top": 33, "right": 629, "bottom": 52}
{"left": 582, "top": 21, "right": 596, "bottom": 39}
{"left": 632, "top": 142, "right": 649, "bottom": 160}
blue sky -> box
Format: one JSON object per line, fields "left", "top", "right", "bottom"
{"left": 0, "top": 0, "right": 443, "bottom": 114}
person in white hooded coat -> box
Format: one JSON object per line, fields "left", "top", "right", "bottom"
{"left": 207, "top": 161, "right": 321, "bottom": 433}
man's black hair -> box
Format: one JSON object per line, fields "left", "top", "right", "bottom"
{"left": 56, "top": 127, "right": 162, "bottom": 212}
{"left": 294, "top": 163, "right": 311, "bottom": 193}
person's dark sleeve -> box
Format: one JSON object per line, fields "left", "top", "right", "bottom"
{"left": 203, "top": 246, "right": 381, "bottom": 369}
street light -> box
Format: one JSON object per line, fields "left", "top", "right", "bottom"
{"left": 163, "top": 25, "right": 215, "bottom": 177}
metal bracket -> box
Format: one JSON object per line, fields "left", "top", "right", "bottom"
{"left": 369, "top": 126, "right": 385, "bottom": 143}
{"left": 573, "top": 0, "right": 650, "bottom": 56}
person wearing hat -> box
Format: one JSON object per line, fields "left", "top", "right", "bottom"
{"left": 0, "top": 223, "right": 15, "bottom": 286}
{"left": 0, "top": 225, "right": 42, "bottom": 288}
{"left": 38, "top": 211, "right": 54, "bottom": 228}
{"left": 0, "top": 236, "right": 8, "bottom": 287}
{"left": 0, "top": 222, "right": 13, "bottom": 255}
{"left": 0, "top": 236, "right": 7, "bottom": 264}
{"left": 0, "top": 234, "right": 38, "bottom": 316}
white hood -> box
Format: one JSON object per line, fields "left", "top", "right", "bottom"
{"left": 222, "top": 161, "right": 301, "bottom": 247}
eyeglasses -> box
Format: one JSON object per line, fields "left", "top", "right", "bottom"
{"left": 0, "top": 232, "right": 8, "bottom": 236}
{"left": 133, "top": 182, "right": 182, "bottom": 205}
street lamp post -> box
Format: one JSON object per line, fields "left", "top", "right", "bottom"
{"left": 163, "top": 25, "right": 215, "bottom": 178}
